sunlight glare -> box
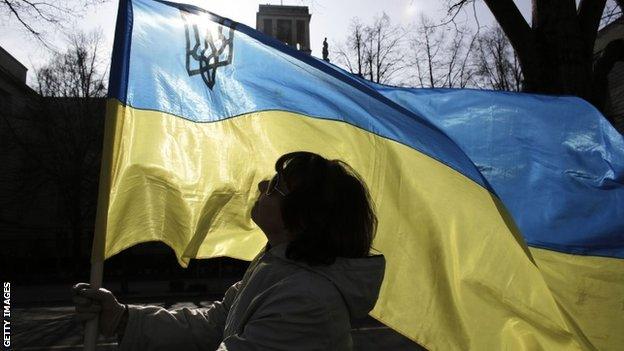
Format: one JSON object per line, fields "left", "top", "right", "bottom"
{"left": 406, "top": 0, "right": 417, "bottom": 16}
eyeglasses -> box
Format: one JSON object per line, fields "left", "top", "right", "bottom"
{"left": 266, "top": 172, "right": 287, "bottom": 196}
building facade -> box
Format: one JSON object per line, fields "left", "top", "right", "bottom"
{"left": 0, "top": 46, "right": 104, "bottom": 281}
{"left": 595, "top": 17, "right": 624, "bottom": 133}
{"left": 0, "top": 46, "right": 38, "bottom": 117}
{"left": 256, "top": 4, "right": 312, "bottom": 55}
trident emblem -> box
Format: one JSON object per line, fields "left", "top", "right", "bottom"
{"left": 180, "top": 10, "right": 234, "bottom": 89}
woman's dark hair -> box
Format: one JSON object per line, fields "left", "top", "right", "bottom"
{"left": 275, "top": 151, "right": 377, "bottom": 265}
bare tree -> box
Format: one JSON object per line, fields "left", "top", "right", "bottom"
{"left": 409, "top": 15, "right": 445, "bottom": 88}
{"left": 334, "top": 18, "right": 367, "bottom": 78}
{"left": 335, "top": 13, "right": 406, "bottom": 85}
{"left": 36, "top": 31, "right": 107, "bottom": 98}
{"left": 367, "top": 13, "right": 406, "bottom": 84}
{"left": 442, "top": 0, "right": 624, "bottom": 112}
{"left": 1, "top": 0, "right": 108, "bottom": 46}
{"left": 363, "top": 24, "right": 375, "bottom": 82}
{"left": 473, "top": 26, "right": 523, "bottom": 91}
{"left": 0, "top": 30, "right": 107, "bottom": 275}
{"left": 600, "top": 0, "right": 623, "bottom": 28}
{"left": 407, "top": 15, "right": 477, "bottom": 89}
{"left": 445, "top": 26, "right": 478, "bottom": 88}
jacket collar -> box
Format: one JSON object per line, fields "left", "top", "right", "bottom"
{"left": 265, "top": 241, "right": 289, "bottom": 258}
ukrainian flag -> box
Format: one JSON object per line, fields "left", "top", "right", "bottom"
{"left": 93, "top": 0, "right": 624, "bottom": 350}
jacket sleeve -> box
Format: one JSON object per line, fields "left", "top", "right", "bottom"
{"left": 216, "top": 281, "right": 332, "bottom": 351}
{"left": 118, "top": 281, "right": 241, "bottom": 351}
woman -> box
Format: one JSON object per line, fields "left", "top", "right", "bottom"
{"left": 73, "top": 151, "right": 385, "bottom": 350}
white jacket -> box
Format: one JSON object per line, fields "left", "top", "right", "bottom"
{"left": 119, "top": 243, "right": 386, "bottom": 350}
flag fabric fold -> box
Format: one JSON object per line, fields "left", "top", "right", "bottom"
{"left": 362, "top": 84, "right": 624, "bottom": 350}
{"left": 94, "top": 0, "right": 624, "bottom": 350}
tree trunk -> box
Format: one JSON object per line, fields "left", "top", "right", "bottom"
{"left": 483, "top": 0, "right": 606, "bottom": 108}
{"left": 528, "top": 0, "right": 593, "bottom": 99}
{"left": 356, "top": 40, "right": 362, "bottom": 76}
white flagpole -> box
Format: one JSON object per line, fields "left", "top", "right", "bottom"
{"left": 83, "top": 101, "right": 117, "bottom": 350}
{"left": 84, "top": 261, "right": 104, "bottom": 351}
{"left": 83, "top": 99, "right": 121, "bottom": 351}
{"left": 83, "top": 0, "right": 128, "bottom": 348}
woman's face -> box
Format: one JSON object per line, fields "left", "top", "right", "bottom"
{"left": 251, "top": 174, "right": 290, "bottom": 244}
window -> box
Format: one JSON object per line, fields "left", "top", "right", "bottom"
{"left": 263, "top": 18, "right": 273, "bottom": 37}
{"left": 276, "top": 19, "right": 292, "bottom": 45}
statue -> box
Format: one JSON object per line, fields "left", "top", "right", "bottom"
{"left": 322, "top": 37, "right": 330, "bottom": 62}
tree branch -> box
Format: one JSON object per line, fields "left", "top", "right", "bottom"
{"left": 482, "top": 0, "right": 532, "bottom": 50}
{"left": 438, "top": 0, "right": 473, "bottom": 29}
{"left": 578, "top": 0, "right": 607, "bottom": 54}
{"left": 2, "top": 0, "right": 40, "bottom": 35}
{"left": 482, "top": 0, "right": 538, "bottom": 83}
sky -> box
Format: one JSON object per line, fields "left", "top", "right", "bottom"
{"left": 0, "top": 0, "right": 532, "bottom": 87}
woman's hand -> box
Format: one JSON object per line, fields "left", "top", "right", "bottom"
{"left": 72, "top": 283, "right": 127, "bottom": 337}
